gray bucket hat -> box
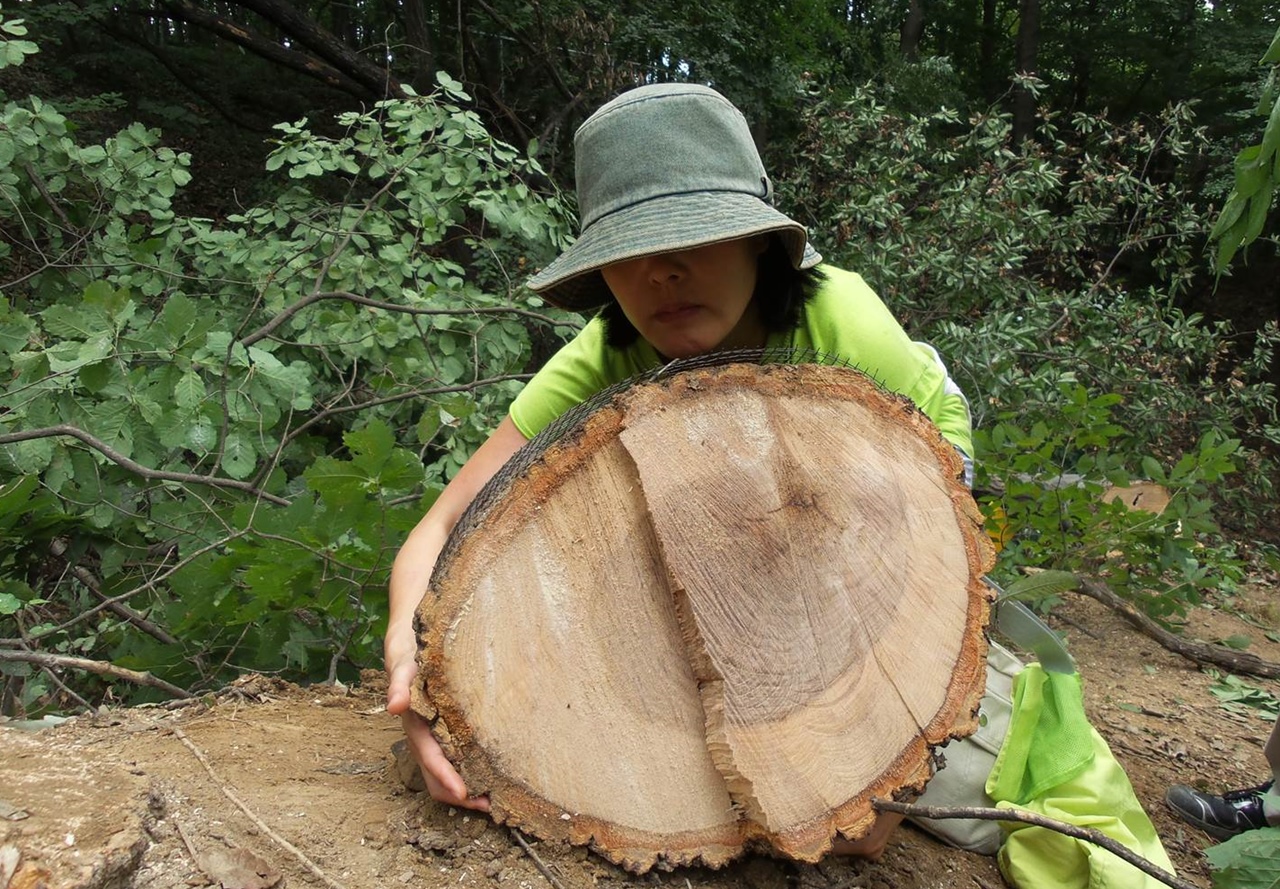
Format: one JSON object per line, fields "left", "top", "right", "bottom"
{"left": 528, "top": 83, "right": 821, "bottom": 311}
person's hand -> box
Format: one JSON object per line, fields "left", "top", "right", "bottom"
{"left": 385, "top": 625, "right": 489, "bottom": 812}
{"left": 831, "top": 812, "right": 902, "bottom": 859}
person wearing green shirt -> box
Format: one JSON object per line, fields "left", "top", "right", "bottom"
{"left": 384, "top": 82, "right": 972, "bottom": 858}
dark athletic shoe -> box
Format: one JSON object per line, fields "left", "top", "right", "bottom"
{"left": 1165, "top": 780, "right": 1274, "bottom": 841}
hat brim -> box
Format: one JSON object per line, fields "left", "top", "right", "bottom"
{"left": 528, "top": 192, "right": 822, "bottom": 311}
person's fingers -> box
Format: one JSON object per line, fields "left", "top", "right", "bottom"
{"left": 385, "top": 656, "right": 416, "bottom": 715}
{"left": 402, "top": 712, "right": 490, "bottom": 812}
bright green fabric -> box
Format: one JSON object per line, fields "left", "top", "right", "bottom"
{"left": 508, "top": 265, "right": 974, "bottom": 455}
{"left": 988, "top": 665, "right": 1176, "bottom": 889}
{"left": 986, "top": 666, "right": 1095, "bottom": 804}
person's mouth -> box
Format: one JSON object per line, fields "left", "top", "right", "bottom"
{"left": 653, "top": 304, "right": 701, "bottom": 323}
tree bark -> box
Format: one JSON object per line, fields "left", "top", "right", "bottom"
{"left": 979, "top": 0, "right": 999, "bottom": 101}
{"left": 900, "top": 0, "right": 926, "bottom": 60}
{"left": 1012, "top": 0, "right": 1041, "bottom": 143}
{"left": 1067, "top": 0, "right": 1098, "bottom": 111}
{"left": 415, "top": 363, "right": 995, "bottom": 872}
{"left": 398, "top": 0, "right": 436, "bottom": 91}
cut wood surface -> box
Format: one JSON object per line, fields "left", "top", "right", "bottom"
{"left": 413, "top": 362, "right": 996, "bottom": 872}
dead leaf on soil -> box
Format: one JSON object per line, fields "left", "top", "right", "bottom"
{"left": 0, "top": 844, "right": 19, "bottom": 889}
{"left": 192, "top": 845, "right": 282, "bottom": 889}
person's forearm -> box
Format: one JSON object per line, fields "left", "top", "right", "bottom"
{"left": 386, "top": 516, "right": 451, "bottom": 648}
{"left": 385, "top": 416, "right": 531, "bottom": 656}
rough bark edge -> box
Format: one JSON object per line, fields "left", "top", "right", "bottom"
{"left": 415, "top": 363, "right": 996, "bottom": 871}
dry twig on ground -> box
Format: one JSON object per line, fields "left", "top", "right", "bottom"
{"left": 169, "top": 725, "right": 348, "bottom": 889}
{"left": 873, "top": 799, "right": 1197, "bottom": 889}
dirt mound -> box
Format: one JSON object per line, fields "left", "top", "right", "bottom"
{"left": 3, "top": 584, "right": 1278, "bottom": 889}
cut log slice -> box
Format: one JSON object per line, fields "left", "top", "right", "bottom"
{"left": 415, "top": 362, "right": 995, "bottom": 872}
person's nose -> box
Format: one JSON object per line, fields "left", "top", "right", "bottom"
{"left": 640, "top": 251, "right": 686, "bottom": 285}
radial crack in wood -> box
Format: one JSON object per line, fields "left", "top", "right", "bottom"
{"left": 415, "top": 363, "right": 995, "bottom": 871}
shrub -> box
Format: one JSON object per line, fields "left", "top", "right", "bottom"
{"left": 0, "top": 26, "right": 575, "bottom": 712}
{"left": 779, "top": 82, "right": 1277, "bottom": 611}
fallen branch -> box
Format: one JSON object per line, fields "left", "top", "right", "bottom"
{"left": 873, "top": 799, "right": 1196, "bottom": 889}
{"left": 1077, "top": 577, "right": 1280, "bottom": 679}
{"left": 170, "top": 725, "right": 348, "bottom": 889}
{"left": 0, "top": 650, "right": 192, "bottom": 699}
{"left": 170, "top": 810, "right": 206, "bottom": 866}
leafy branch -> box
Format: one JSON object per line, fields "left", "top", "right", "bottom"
{"left": 0, "top": 426, "right": 291, "bottom": 505}
{"left": 0, "top": 650, "right": 192, "bottom": 699}
{"left": 46, "top": 538, "right": 179, "bottom": 646}
{"left": 241, "top": 290, "right": 568, "bottom": 347}
{"left": 1209, "top": 24, "right": 1280, "bottom": 270}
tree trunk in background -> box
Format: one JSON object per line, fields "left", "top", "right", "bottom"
{"left": 399, "top": 0, "right": 436, "bottom": 91}
{"left": 1013, "top": 0, "right": 1040, "bottom": 142}
{"left": 980, "top": 0, "right": 999, "bottom": 101}
{"left": 1066, "top": 0, "right": 1098, "bottom": 111}
{"left": 900, "top": 0, "right": 926, "bottom": 60}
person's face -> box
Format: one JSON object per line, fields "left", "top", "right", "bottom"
{"left": 600, "top": 237, "right": 767, "bottom": 359}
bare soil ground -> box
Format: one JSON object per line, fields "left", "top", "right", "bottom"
{"left": 2, "top": 579, "right": 1278, "bottom": 889}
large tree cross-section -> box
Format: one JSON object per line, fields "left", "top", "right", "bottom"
{"left": 413, "top": 362, "right": 996, "bottom": 872}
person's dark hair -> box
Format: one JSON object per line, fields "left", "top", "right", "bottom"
{"left": 598, "top": 236, "right": 824, "bottom": 349}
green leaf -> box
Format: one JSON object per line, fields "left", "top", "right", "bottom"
{"left": 1262, "top": 25, "right": 1280, "bottom": 64}
{"left": 174, "top": 371, "right": 206, "bottom": 410}
{"left": 1242, "top": 186, "right": 1275, "bottom": 245}
{"left": 1205, "top": 827, "right": 1280, "bottom": 888}
{"left": 187, "top": 415, "right": 217, "bottom": 453}
{"left": 84, "top": 400, "right": 134, "bottom": 456}
{"left": 1218, "top": 634, "right": 1253, "bottom": 651}
{"left": 1140, "top": 456, "right": 1166, "bottom": 483}
{"left": 159, "top": 293, "right": 198, "bottom": 341}
{"left": 304, "top": 455, "right": 367, "bottom": 505}
{"left": 0, "top": 309, "right": 35, "bottom": 356}
{"left": 0, "top": 39, "right": 37, "bottom": 68}
{"left": 42, "top": 303, "right": 101, "bottom": 339}
{"left": 416, "top": 410, "right": 442, "bottom": 444}
{"left": 1260, "top": 92, "right": 1280, "bottom": 158}
{"left": 0, "top": 593, "right": 21, "bottom": 615}
{"left": 1210, "top": 194, "right": 1248, "bottom": 240}
{"left": 379, "top": 450, "right": 426, "bottom": 495}
{"left": 0, "top": 475, "right": 39, "bottom": 518}
{"left": 346, "top": 421, "right": 393, "bottom": 473}
{"left": 999, "top": 570, "right": 1080, "bottom": 603}
{"left": 220, "top": 432, "right": 257, "bottom": 479}
{"left": 2, "top": 437, "right": 54, "bottom": 473}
